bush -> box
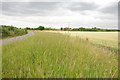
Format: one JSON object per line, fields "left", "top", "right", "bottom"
{"left": 1, "top": 25, "right": 28, "bottom": 38}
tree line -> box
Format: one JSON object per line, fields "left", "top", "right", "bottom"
{"left": 60, "top": 27, "right": 119, "bottom": 32}
{"left": 26, "top": 26, "right": 119, "bottom": 32}
{"left": 25, "top": 26, "right": 58, "bottom": 30}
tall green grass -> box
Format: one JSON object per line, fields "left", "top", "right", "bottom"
{"left": 2, "top": 31, "right": 118, "bottom": 78}
{"left": 0, "top": 45, "right": 2, "bottom": 79}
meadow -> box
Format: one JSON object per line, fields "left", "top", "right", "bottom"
{"left": 2, "top": 31, "right": 118, "bottom": 78}
{"left": 46, "top": 31, "right": 118, "bottom": 53}
{"left": 0, "top": 42, "right": 1, "bottom": 79}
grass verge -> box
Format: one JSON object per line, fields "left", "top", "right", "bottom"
{"left": 2, "top": 31, "right": 118, "bottom": 78}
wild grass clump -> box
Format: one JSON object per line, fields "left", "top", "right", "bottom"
{"left": 2, "top": 31, "right": 118, "bottom": 78}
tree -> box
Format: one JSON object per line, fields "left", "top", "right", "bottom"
{"left": 79, "top": 27, "right": 85, "bottom": 31}
{"left": 25, "top": 27, "right": 31, "bottom": 30}
{"left": 63, "top": 27, "right": 71, "bottom": 31}
{"left": 60, "top": 27, "right": 63, "bottom": 31}
{"left": 38, "top": 26, "right": 45, "bottom": 30}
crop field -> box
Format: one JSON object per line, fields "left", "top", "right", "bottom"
{"left": 46, "top": 31, "right": 118, "bottom": 53}
{"left": 2, "top": 31, "right": 118, "bottom": 78}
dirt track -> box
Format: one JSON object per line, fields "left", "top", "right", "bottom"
{"left": 0, "top": 31, "right": 34, "bottom": 45}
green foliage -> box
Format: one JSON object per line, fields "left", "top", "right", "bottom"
{"left": 2, "top": 32, "right": 118, "bottom": 78}
{"left": 25, "top": 27, "right": 58, "bottom": 30}
{"left": 45, "top": 27, "right": 57, "bottom": 30}
{"left": 37, "top": 26, "right": 45, "bottom": 30}
{"left": 25, "top": 27, "right": 31, "bottom": 30}
{"left": 25, "top": 26, "right": 119, "bottom": 32}
{"left": 60, "top": 27, "right": 63, "bottom": 31}
{"left": 1, "top": 25, "right": 28, "bottom": 38}
{"left": 63, "top": 27, "right": 72, "bottom": 31}
{"left": 72, "top": 28, "right": 79, "bottom": 31}
{"left": 67, "top": 27, "right": 119, "bottom": 32}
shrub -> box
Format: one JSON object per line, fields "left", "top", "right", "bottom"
{"left": 1, "top": 25, "right": 27, "bottom": 38}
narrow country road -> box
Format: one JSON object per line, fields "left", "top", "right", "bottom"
{"left": 0, "top": 31, "right": 34, "bottom": 45}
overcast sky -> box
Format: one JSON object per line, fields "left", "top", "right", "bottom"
{"left": 0, "top": 0, "right": 119, "bottom": 29}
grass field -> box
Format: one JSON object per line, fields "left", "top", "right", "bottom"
{"left": 0, "top": 41, "right": 1, "bottom": 79}
{"left": 46, "top": 31, "right": 118, "bottom": 53}
{"left": 2, "top": 31, "right": 118, "bottom": 78}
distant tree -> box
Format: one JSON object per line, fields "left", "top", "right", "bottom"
{"left": 45, "top": 27, "right": 53, "bottom": 30}
{"left": 44, "top": 27, "right": 58, "bottom": 30}
{"left": 71, "top": 28, "right": 79, "bottom": 31}
{"left": 63, "top": 27, "right": 71, "bottom": 31}
{"left": 38, "top": 26, "right": 45, "bottom": 30}
{"left": 60, "top": 27, "right": 63, "bottom": 31}
{"left": 25, "top": 27, "right": 31, "bottom": 30}
{"left": 79, "top": 27, "right": 85, "bottom": 31}
{"left": 92, "top": 27, "right": 97, "bottom": 29}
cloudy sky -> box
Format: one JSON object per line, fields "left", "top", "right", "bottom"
{"left": 0, "top": 0, "right": 119, "bottom": 29}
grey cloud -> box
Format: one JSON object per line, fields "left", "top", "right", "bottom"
{"left": 100, "top": 3, "right": 118, "bottom": 15}
{"left": 2, "top": 0, "right": 72, "bottom": 2}
{"left": 1, "top": 2, "right": 118, "bottom": 17}
{"left": 118, "top": 2, "right": 120, "bottom": 18}
{"left": 1, "top": 2, "right": 100, "bottom": 16}
{"left": 1, "top": 2, "right": 61, "bottom": 16}
{"left": 0, "top": 2, "right": 2, "bottom": 13}
{"left": 27, "top": 0, "right": 71, "bottom": 2}
{"left": 66, "top": 2, "right": 98, "bottom": 11}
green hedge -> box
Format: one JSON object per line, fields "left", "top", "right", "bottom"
{"left": 0, "top": 25, "right": 28, "bottom": 39}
